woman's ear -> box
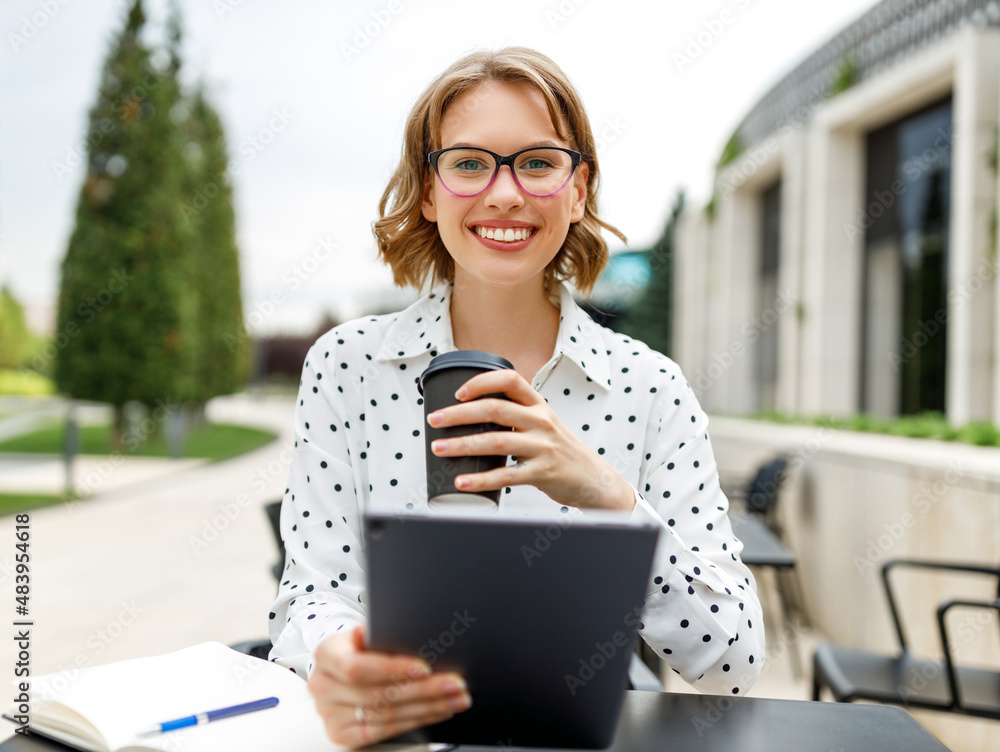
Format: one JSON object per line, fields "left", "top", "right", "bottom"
{"left": 570, "top": 161, "right": 589, "bottom": 223}
{"left": 421, "top": 175, "right": 438, "bottom": 223}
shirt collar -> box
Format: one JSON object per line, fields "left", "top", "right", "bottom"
{"left": 552, "top": 281, "right": 613, "bottom": 391}
{"left": 376, "top": 280, "right": 613, "bottom": 392}
{"left": 375, "top": 283, "right": 455, "bottom": 363}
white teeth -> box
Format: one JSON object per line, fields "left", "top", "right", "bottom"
{"left": 475, "top": 226, "right": 532, "bottom": 242}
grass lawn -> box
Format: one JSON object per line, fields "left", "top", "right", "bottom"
{"left": 0, "top": 492, "right": 71, "bottom": 516}
{"left": 0, "top": 422, "right": 276, "bottom": 461}
{"left": 0, "top": 369, "right": 55, "bottom": 396}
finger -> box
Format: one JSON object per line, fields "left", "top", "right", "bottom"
{"left": 432, "top": 424, "right": 547, "bottom": 462}
{"left": 330, "top": 709, "right": 457, "bottom": 749}
{"left": 314, "top": 664, "right": 468, "bottom": 717}
{"left": 351, "top": 624, "right": 366, "bottom": 651}
{"left": 428, "top": 396, "right": 534, "bottom": 432}
{"left": 325, "top": 679, "right": 471, "bottom": 749}
{"left": 455, "top": 369, "right": 542, "bottom": 404}
{"left": 454, "top": 463, "right": 525, "bottom": 493}
{"left": 361, "top": 672, "right": 469, "bottom": 712}
{"left": 313, "top": 637, "right": 431, "bottom": 690}
{"left": 363, "top": 683, "right": 472, "bottom": 726}
{"left": 432, "top": 428, "right": 512, "bottom": 458}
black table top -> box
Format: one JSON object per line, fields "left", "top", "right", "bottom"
{"left": 458, "top": 691, "right": 950, "bottom": 752}
{"left": 729, "top": 512, "right": 796, "bottom": 569}
{"left": 602, "top": 691, "right": 948, "bottom": 752}
{"left": 1, "top": 691, "right": 949, "bottom": 752}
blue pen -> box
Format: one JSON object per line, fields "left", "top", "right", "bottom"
{"left": 137, "top": 697, "right": 279, "bottom": 737}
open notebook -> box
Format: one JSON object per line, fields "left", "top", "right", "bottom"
{"left": 6, "top": 642, "right": 432, "bottom": 752}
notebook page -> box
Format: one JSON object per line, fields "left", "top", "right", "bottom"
{"left": 29, "top": 642, "right": 337, "bottom": 751}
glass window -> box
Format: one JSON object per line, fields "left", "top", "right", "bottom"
{"left": 861, "top": 98, "right": 952, "bottom": 416}
{"left": 756, "top": 180, "right": 781, "bottom": 411}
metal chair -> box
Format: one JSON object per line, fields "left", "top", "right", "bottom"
{"left": 264, "top": 499, "right": 283, "bottom": 580}
{"left": 812, "top": 559, "right": 1000, "bottom": 720}
{"left": 736, "top": 455, "right": 789, "bottom": 536}
{"left": 725, "top": 455, "right": 806, "bottom": 676}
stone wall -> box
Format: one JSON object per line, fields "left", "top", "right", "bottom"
{"left": 710, "top": 416, "right": 1000, "bottom": 751}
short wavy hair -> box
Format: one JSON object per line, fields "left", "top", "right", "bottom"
{"left": 374, "top": 47, "right": 626, "bottom": 296}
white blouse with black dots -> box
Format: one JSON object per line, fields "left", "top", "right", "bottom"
{"left": 268, "top": 281, "right": 765, "bottom": 695}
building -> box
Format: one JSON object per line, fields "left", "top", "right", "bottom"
{"left": 675, "top": 0, "right": 1000, "bottom": 426}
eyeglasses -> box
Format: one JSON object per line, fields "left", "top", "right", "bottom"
{"left": 427, "top": 146, "right": 583, "bottom": 198}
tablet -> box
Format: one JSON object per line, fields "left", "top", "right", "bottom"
{"left": 363, "top": 510, "right": 659, "bottom": 749}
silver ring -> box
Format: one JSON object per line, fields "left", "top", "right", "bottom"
{"left": 355, "top": 704, "right": 366, "bottom": 725}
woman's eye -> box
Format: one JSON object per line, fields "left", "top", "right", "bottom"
{"left": 454, "top": 159, "right": 487, "bottom": 171}
{"left": 523, "top": 159, "right": 553, "bottom": 170}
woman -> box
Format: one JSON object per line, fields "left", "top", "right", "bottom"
{"left": 269, "top": 47, "right": 764, "bottom": 747}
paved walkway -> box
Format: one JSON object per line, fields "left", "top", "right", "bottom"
{"left": 0, "top": 394, "right": 297, "bottom": 741}
{"left": 0, "top": 454, "right": 208, "bottom": 496}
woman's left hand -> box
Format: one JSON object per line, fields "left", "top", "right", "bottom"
{"left": 427, "top": 369, "right": 635, "bottom": 511}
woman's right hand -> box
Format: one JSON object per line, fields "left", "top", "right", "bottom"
{"left": 308, "top": 625, "right": 472, "bottom": 748}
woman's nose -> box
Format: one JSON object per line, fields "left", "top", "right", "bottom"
{"left": 483, "top": 165, "right": 526, "bottom": 210}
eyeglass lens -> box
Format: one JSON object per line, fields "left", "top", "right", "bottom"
{"left": 434, "top": 148, "right": 575, "bottom": 197}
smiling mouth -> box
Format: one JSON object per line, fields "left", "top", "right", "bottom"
{"left": 473, "top": 226, "right": 534, "bottom": 243}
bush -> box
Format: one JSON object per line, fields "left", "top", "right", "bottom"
{"left": 748, "top": 411, "right": 999, "bottom": 448}
{"left": 887, "top": 412, "right": 947, "bottom": 439}
{"left": 959, "top": 421, "right": 1000, "bottom": 447}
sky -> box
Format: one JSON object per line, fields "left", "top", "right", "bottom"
{"left": 0, "top": 0, "right": 881, "bottom": 335}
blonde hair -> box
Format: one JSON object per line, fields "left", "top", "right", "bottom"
{"left": 374, "top": 47, "right": 626, "bottom": 296}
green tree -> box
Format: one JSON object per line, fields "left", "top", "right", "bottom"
{"left": 616, "top": 191, "right": 685, "bottom": 357}
{"left": 54, "top": 0, "right": 197, "bottom": 445}
{"left": 0, "top": 285, "right": 32, "bottom": 369}
{"left": 179, "top": 87, "right": 248, "bottom": 413}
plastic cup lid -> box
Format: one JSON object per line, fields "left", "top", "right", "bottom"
{"left": 418, "top": 350, "right": 514, "bottom": 394}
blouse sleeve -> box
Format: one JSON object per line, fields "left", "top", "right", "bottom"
{"left": 267, "top": 342, "right": 367, "bottom": 677}
{"left": 629, "top": 371, "right": 765, "bottom": 695}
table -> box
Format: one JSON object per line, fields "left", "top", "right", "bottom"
{"left": 597, "top": 691, "right": 951, "bottom": 752}
{"left": 0, "top": 691, "right": 950, "bottom": 752}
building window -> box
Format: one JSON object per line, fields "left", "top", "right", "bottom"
{"left": 756, "top": 180, "right": 781, "bottom": 411}
{"left": 861, "top": 98, "right": 952, "bottom": 416}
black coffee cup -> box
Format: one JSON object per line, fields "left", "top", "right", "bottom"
{"left": 418, "top": 350, "right": 514, "bottom": 510}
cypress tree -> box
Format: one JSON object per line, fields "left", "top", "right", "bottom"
{"left": 54, "top": 0, "right": 197, "bottom": 445}
{"left": 616, "top": 191, "right": 685, "bottom": 357}
{"left": 180, "top": 86, "right": 248, "bottom": 413}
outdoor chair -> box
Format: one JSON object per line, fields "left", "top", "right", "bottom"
{"left": 729, "top": 455, "right": 789, "bottom": 537}
{"left": 724, "top": 455, "right": 806, "bottom": 676}
{"left": 811, "top": 558, "right": 1000, "bottom": 720}
{"left": 264, "top": 498, "right": 283, "bottom": 580}
{"left": 233, "top": 500, "right": 664, "bottom": 691}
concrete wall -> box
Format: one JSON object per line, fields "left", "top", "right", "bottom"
{"left": 675, "top": 27, "right": 1000, "bottom": 425}
{"left": 710, "top": 416, "right": 1000, "bottom": 751}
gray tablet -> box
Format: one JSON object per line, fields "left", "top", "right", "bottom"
{"left": 363, "top": 510, "right": 659, "bottom": 748}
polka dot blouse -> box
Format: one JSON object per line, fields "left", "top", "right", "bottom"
{"left": 268, "top": 282, "right": 765, "bottom": 695}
